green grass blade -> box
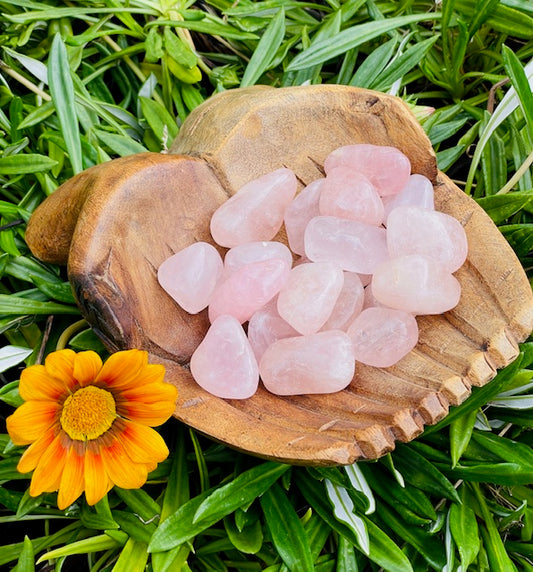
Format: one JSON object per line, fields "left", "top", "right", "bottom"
{"left": 260, "top": 483, "right": 314, "bottom": 571}
{"left": 449, "top": 500, "right": 480, "bottom": 569}
{"left": 0, "top": 154, "right": 57, "bottom": 175}
{"left": 240, "top": 8, "right": 286, "bottom": 87}
{"left": 48, "top": 34, "right": 83, "bottom": 174}
{"left": 286, "top": 13, "right": 441, "bottom": 71}
{"left": 0, "top": 295, "right": 79, "bottom": 315}
{"left": 13, "top": 536, "right": 33, "bottom": 572}
{"left": 502, "top": 45, "right": 533, "bottom": 136}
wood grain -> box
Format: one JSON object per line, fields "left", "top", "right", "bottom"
{"left": 25, "top": 85, "right": 533, "bottom": 465}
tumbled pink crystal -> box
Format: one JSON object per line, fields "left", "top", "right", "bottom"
{"left": 259, "top": 330, "right": 355, "bottom": 395}
{"left": 383, "top": 174, "right": 434, "bottom": 219}
{"left": 284, "top": 178, "right": 323, "bottom": 255}
{"left": 210, "top": 168, "right": 298, "bottom": 247}
{"left": 362, "top": 283, "right": 386, "bottom": 311}
{"left": 247, "top": 298, "right": 299, "bottom": 362}
{"left": 277, "top": 262, "right": 344, "bottom": 335}
{"left": 305, "top": 216, "right": 389, "bottom": 274}
{"left": 358, "top": 273, "right": 372, "bottom": 287}
{"left": 347, "top": 307, "right": 418, "bottom": 367}
{"left": 387, "top": 206, "right": 468, "bottom": 273}
{"left": 208, "top": 258, "right": 290, "bottom": 323}
{"left": 324, "top": 144, "right": 411, "bottom": 196}
{"left": 224, "top": 241, "right": 293, "bottom": 278}
{"left": 190, "top": 315, "right": 259, "bottom": 399}
{"left": 157, "top": 242, "right": 223, "bottom": 314}
{"left": 319, "top": 167, "right": 384, "bottom": 226}
{"left": 372, "top": 254, "right": 461, "bottom": 315}
{"left": 322, "top": 272, "right": 364, "bottom": 331}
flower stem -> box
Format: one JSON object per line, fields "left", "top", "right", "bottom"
{"left": 56, "top": 319, "right": 89, "bottom": 351}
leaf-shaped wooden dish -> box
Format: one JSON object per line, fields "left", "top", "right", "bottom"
{"left": 26, "top": 85, "right": 533, "bottom": 465}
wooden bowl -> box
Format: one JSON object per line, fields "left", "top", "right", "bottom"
{"left": 26, "top": 85, "right": 533, "bottom": 465}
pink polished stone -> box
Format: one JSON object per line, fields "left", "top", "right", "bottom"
{"left": 322, "top": 272, "right": 364, "bottom": 331}
{"left": 277, "top": 262, "right": 344, "bottom": 335}
{"left": 284, "top": 178, "right": 324, "bottom": 255}
{"left": 387, "top": 206, "right": 468, "bottom": 273}
{"left": 358, "top": 273, "right": 372, "bottom": 287}
{"left": 372, "top": 254, "right": 461, "bottom": 315}
{"left": 248, "top": 298, "right": 299, "bottom": 362}
{"left": 319, "top": 167, "right": 384, "bottom": 226}
{"left": 208, "top": 258, "right": 290, "bottom": 323}
{"left": 190, "top": 315, "right": 259, "bottom": 399}
{"left": 259, "top": 330, "right": 355, "bottom": 395}
{"left": 324, "top": 144, "right": 411, "bottom": 196}
{"left": 383, "top": 174, "right": 434, "bottom": 219}
{"left": 224, "top": 241, "right": 293, "bottom": 278}
{"left": 157, "top": 242, "right": 223, "bottom": 314}
{"left": 210, "top": 168, "right": 298, "bottom": 247}
{"left": 362, "top": 283, "right": 386, "bottom": 311}
{"left": 305, "top": 216, "right": 389, "bottom": 274}
{"left": 347, "top": 307, "right": 419, "bottom": 368}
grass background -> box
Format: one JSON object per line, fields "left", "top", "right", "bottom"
{"left": 0, "top": 0, "right": 533, "bottom": 570}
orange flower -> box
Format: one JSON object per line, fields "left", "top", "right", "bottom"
{"left": 6, "top": 349, "right": 178, "bottom": 510}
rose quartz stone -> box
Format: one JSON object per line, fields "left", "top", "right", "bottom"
{"left": 247, "top": 298, "right": 299, "bottom": 362}
{"left": 383, "top": 174, "right": 434, "bottom": 219}
{"left": 158, "top": 242, "right": 223, "bottom": 314}
{"left": 362, "top": 283, "right": 386, "bottom": 311}
{"left": 358, "top": 273, "right": 372, "bottom": 287}
{"left": 322, "top": 272, "right": 364, "bottom": 331}
{"left": 284, "top": 178, "right": 323, "bottom": 255}
{"left": 347, "top": 307, "right": 419, "bottom": 367}
{"left": 210, "top": 168, "right": 297, "bottom": 247}
{"left": 259, "top": 330, "right": 355, "bottom": 395}
{"left": 387, "top": 206, "right": 468, "bottom": 273}
{"left": 324, "top": 144, "right": 411, "bottom": 196}
{"left": 372, "top": 254, "right": 461, "bottom": 315}
{"left": 190, "top": 315, "right": 259, "bottom": 399}
{"left": 319, "top": 167, "right": 384, "bottom": 226}
{"left": 224, "top": 241, "right": 293, "bottom": 278}
{"left": 305, "top": 216, "right": 389, "bottom": 274}
{"left": 208, "top": 258, "right": 290, "bottom": 323}
{"left": 277, "top": 262, "right": 344, "bottom": 335}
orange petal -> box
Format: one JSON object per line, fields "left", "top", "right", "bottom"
{"left": 117, "top": 420, "right": 169, "bottom": 464}
{"left": 84, "top": 445, "right": 109, "bottom": 506}
{"left": 113, "top": 363, "right": 166, "bottom": 393}
{"left": 29, "top": 433, "right": 67, "bottom": 496}
{"left": 57, "top": 445, "right": 86, "bottom": 510}
{"left": 101, "top": 439, "right": 148, "bottom": 489}
{"left": 118, "top": 378, "right": 177, "bottom": 404}
{"left": 19, "top": 365, "right": 69, "bottom": 402}
{"left": 73, "top": 351, "right": 103, "bottom": 387}
{"left": 44, "top": 350, "right": 77, "bottom": 390}
{"left": 17, "top": 428, "right": 57, "bottom": 474}
{"left": 95, "top": 350, "right": 148, "bottom": 390}
{"left": 6, "top": 402, "right": 59, "bottom": 445}
{"left": 118, "top": 399, "right": 176, "bottom": 427}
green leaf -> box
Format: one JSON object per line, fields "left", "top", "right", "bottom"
{"left": 349, "top": 38, "right": 397, "bottom": 88}
{"left": 139, "top": 97, "right": 179, "bottom": 143}
{"left": 376, "top": 503, "right": 447, "bottom": 570}
{"left": 36, "top": 532, "right": 127, "bottom": 563}
{"left": 0, "top": 345, "right": 32, "bottom": 373}
{"left": 477, "top": 192, "right": 533, "bottom": 224}
{"left": 325, "top": 479, "right": 369, "bottom": 555}
{"left": 13, "top": 536, "right": 33, "bottom": 572}
{"left": 344, "top": 463, "right": 375, "bottom": 515}
{"left": 112, "top": 538, "right": 149, "bottom": 572}
{"left": 160, "top": 426, "right": 189, "bottom": 522}
{"left": 114, "top": 488, "right": 161, "bottom": 523}
{"left": 260, "top": 483, "right": 313, "bottom": 571}
{"left": 224, "top": 515, "right": 263, "bottom": 554}
{"left": 450, "top": 407, "right": 478, "bottom": 467}
{"left": 0, "top": 294, "right": 79, "bottom": 315}
{"left": 296, "top": 472, "right": 412, "bottom": 571}
{"left": 80, "top": 496, "right": 118, "bottom": 531}
{"left": 48, "top": 34, "right": 82, "bottom": 174}
{"left": 502, "top": 45, "right": 533, "bottom": 136}
{"left": 336, "top": 535, "right": 358, "bottom": 572}
{"left": 68, "top": 329, "right": 107, "bottom": 352}
{"left": 287, "top": 13, "right": 441, "bottom": 71}
{"left": 164, "top": 27, "right": 198, "bottom": 69}
{"left": 93, "top": 130, "right": 148, "bottom": 157}
{"left": 0, "top": 154, "right": 57, "bottom": 175}
{"left": 393, "top": 444, "right": 460, "bottom": 503}
{"left": 241, "top": 8, "right": 286, "bottom": 87}
{"left": 449, "top": 501, "right": 480, "bottom": 569}
{"left": 112, "top": 510, "right": 157, "bottom": 544}
{"left": 149, "top": 463, "right": 289, "bottom": 552}
{"left": 500, "top": 224, "right": 533, "bottom": 258}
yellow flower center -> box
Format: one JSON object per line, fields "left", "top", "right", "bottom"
{"left": 60, "top": 386, "right": 116, "bottom": 440}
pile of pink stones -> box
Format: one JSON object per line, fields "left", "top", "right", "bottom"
{"left": 158, "top": 144, "right": 468, "bottom": 399}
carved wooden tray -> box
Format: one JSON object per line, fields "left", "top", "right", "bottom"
{"left": 26, "top": 85, "right": 533, "bottom": 465}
